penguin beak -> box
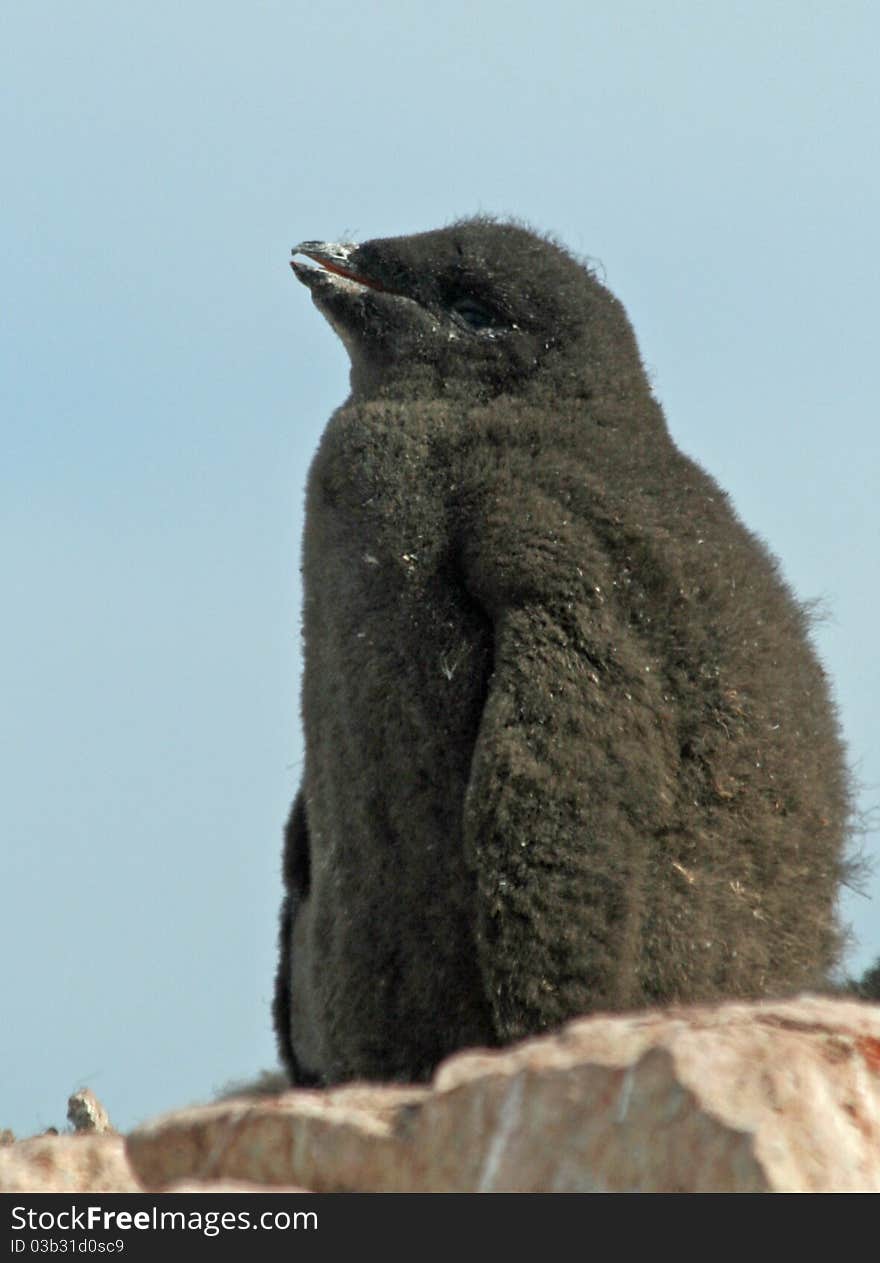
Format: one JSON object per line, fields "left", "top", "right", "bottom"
{"left": 290, "top": 241, "right": 384, "bottom": 291}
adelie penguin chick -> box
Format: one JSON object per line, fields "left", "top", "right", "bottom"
{"left": 274, "top": 218, "right": 852, "bottom": 1086}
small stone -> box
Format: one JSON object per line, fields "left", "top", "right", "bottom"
{"left": 67, "top": 1089, "right": 113, "bottom": 1134}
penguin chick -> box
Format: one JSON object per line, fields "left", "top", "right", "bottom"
{"left": 274, "top": 218, "right": 852, "bottom": 1086}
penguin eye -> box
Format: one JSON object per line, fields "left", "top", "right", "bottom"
{"left": 450, "top": 297, "right": 497, "bottom": 331}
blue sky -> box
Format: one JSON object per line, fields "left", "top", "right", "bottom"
{"left": 2, "top": 1, "right": 878, "bottom": 1138}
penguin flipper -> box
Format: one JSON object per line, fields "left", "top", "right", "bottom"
{"left": 273, "top": 790, "right": 323, "bottom": 1086}
{"left": 462, "top": 603, "right": 666, "bottom": 1044}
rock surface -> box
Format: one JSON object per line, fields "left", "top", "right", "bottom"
{"left": 5, "top": 995, "right": 880, "bottom": 1193}
{"left": 0, "top": 1134, "right": 140, "bottom": 1193}
{"left": 67, "top": 1088, "right": 114, "bottom": 1135}
{"left": 128, "top": 994, "right": 880, "bottom": 1193}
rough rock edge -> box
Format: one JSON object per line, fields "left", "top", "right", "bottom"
{"left": 4, "top": 995, "right": 878, "bottom": 1193}
{"left": 126, "top": 994, "right": 880, "bottom": 1194}
{"left": 0, "top": 1135, "right": 140, "bottom": 1194}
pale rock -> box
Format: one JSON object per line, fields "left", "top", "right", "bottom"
{"left": 128, "top": 1085, "right": 427, "bottom": 1192}
{"left": 0, "top": 1135, "right": 140, "bottom": 1193}
{"left": 162, "top": 1179, "right": 311, "bottom": 1192}
{"left": 127, "top": 994, "right": 880, "bottom": 1193}
{"left": 67, "top": 1088, "right": 114, "bottom": 1134}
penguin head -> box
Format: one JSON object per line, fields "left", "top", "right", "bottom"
{"left": 290, "top": 218, "right": 647, "bottom": 404}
